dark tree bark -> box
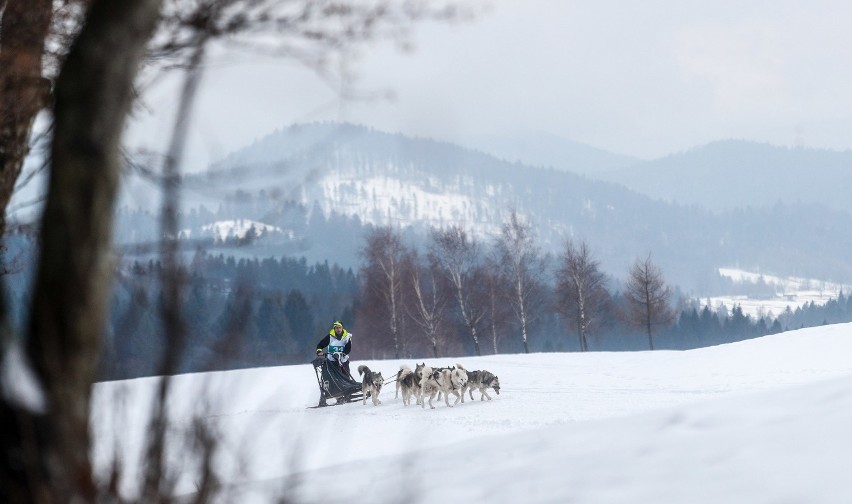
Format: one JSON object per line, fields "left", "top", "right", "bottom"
{"left": 1, "top": 1, "right": 470, "bottom": 501}
{"left": 0, "top": 0, "right": 53, "bottom": 237}
{"left": 0, "top": 1, "right": 163, "bottom": 502}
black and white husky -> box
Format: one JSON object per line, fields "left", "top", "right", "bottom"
{"left": 357, "top": 365, "right": 384, "bottom": 406}
{"left": 420, "top": 363, "right": 468, "bottom": 409}
{"left": 396, "top": 363, "right": 425, "bottom": 406}
{"left": 461, "top": 369, "right": 501, "bottom": 402}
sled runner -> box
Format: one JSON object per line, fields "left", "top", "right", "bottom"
{"left": 309, "top": 352, "right": 364, "bottom": 408}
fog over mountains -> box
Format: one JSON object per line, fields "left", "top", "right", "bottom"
{"left": 455, "top": 131, "right": 852, "bottom": 215}
{"left": 145, "top": 122, "right": 852, "bottom": 295}
{"left": 457, "top": 129, "right": 641, "bottom": 177}
{"left": 597, "top": 140, "right": 852, "bottom": 214}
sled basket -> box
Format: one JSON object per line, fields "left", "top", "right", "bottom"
{"left": 310, "top": 355, "right": 364, "bottom": 407}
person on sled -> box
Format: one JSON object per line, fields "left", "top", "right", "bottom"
{"left": 316, "top": 321, "right": 353, "bottom": 377}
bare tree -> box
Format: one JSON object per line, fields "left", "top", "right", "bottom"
{"left": 495, "top": 210, "right": 545, "bottom": 353}
{"left": 359, "top": 226, "right": 406, "bottom": 358}
{"left": 407, "top": 251, "right": 448, "bottom": 358}
{"left": 429, "top": 225, "right": 486, "bottom": 355}
{"left": 555, "top": 239, "right": 611, "bottom": 352}
{"left": 623, "top": 254, "right": 675, "bottom": 350}
{"left": 481, "top": 253, "right": 512, "bottom": 354}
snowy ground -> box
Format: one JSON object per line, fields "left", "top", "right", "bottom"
{"left": 91, "top": 323, "right": 852, "bottom": 503}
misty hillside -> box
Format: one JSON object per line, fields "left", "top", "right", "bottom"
{"left": 456, "top": 129, "right": 641, "bottom": 176}
{"left": 160, "top": 123, "right": 852, "bottom": 291}
{"left": 595, "top": 140, "right": 852, "bottom": 214}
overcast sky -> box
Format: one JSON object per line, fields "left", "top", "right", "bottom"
{"left": 128, "top": 0, "right": 852, "bottom": 170}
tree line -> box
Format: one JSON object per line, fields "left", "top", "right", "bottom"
{"left": 97, "top": 213, "right": 678, "bottom": 376}
{"left": 18, "top": 213, "right": 831, "bottom": 382}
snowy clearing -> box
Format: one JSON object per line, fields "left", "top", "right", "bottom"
{"left": 91, "top": 323, "right": 852, "bottom": 503}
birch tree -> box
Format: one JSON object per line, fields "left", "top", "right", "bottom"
{"left": 407, "top": 252, "right": 448, "bottom": 358}
{"left": 482, "top": 253, "right": 512, "bottom": 354}
{"left": 429, "top": 225, "right": 486, "bottom": 355}
{"left": 495, "top": 211, "right": 545, "bottom": 353}
{"left": 555, "top": 239, "right": 611, "bottom": 352}
{"left": 360, "top": 226, "right": 407, "bottom": 358}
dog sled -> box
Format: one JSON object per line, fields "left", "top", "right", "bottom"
{"left": 309, "top": 352, "right": 364, "bottom": 408}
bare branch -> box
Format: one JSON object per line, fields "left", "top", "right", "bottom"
{"left": 555, "top": 239, "right": 611, "bottom": 352}
{"left": 623, "top": 254, "right": 675, "bottom": 350}
{"left": 495, "top": 210, "right": 546, "bottom": 353}
{"left": 429, "top": 224, "right": 486, "bottom": 355}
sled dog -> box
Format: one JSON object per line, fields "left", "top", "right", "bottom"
{"left": 420, "top": 363, "right": 468, "bottom": 409}
{"left": 430, "top": 365, "right": 458, "bottom": 402}
{"left": 461, "top": 369, "right": 501, "bottom": 402}
{"left": 396, "top": 363, "right": 425, "bottom": 399}
{"left": 397, "top": 363, "right": 425, "bottom": 406}
{"left": 357, "top": 365, "right": 384, "bottom": 406}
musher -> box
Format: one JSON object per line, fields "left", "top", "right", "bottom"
{"left": 315, "top": 320, "right": 353, "bottom": 377}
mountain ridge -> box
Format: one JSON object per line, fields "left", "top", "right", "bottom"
{"left": 162, "top": 122, "right": 852, "bottom": 292}
{"left": 593, "top": 139, "right": 852, "bottom": 213}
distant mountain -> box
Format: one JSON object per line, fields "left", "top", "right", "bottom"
{"left": 159, "top": 123, "right": 852, "bottom": 292}
{"left": 198, "top": 123, "right": 648, "bottom": 239}
{"left": 458, "top": 130, "right": 641, "bottom": 177}
{"left": 595, "top": 140, "right": 852, "bottom": 214}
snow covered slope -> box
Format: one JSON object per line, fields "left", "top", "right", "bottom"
{"left": 90, "top": 323, "right": 852, "bottom": 503}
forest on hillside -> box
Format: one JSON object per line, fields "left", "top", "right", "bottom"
{"left": 7, "top": 220, "right": 851, "bottom": 381}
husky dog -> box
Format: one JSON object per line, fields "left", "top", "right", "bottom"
{"left": 429, "top": 365, "right": 457, "bottom": 402}
{"left": 397, "top": 363, "right": 425, "bottom": 406}
{"left": 420, "top": 363, "right": 468, "bottom": 409}
{"left": 461, "top": 369, "right": 501, "bottom": 402}
{"left": 395, "top": 363, "right": 424, "bottom": 399}
{"left": 357, "top": 365, "right": 384, "bottom": 406}
{"left": 418, "top": 365, "right": 437, "bottom": 408}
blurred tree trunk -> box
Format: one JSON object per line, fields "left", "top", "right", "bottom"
{"left": 0, "top": 0, "right": 53, "bottom": 237}
{"left": 0, "top": 0, "right": 162, "bottom": 501}
{"left": 1, "top": 1, "right": 468, "bottom": 501}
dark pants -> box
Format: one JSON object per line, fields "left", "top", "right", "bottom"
{"left": 338, "top": 360, "right": 351, "bottom": 378}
